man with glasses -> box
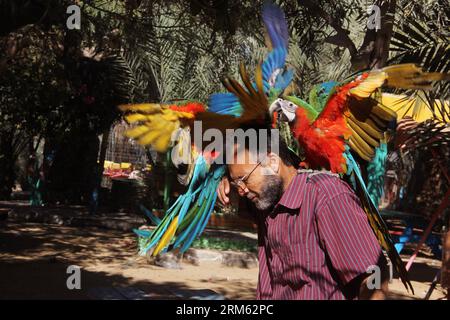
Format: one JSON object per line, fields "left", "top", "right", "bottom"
{"left": 217, "top": 138, "right": 389, "bottom": 300}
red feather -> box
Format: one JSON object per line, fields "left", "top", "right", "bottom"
{"left": 293, "top": 75, "right": 368, "bottom": 173}
{"left": 272, "top": 111, "right": 278, "bottom": 128}
{"left": 169, "top": 102, "right": 206, "bottom": 115}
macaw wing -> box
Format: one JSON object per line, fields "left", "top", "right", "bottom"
{"left": 344, "top": 63, "right": 449, "bottom": 162}
{"left": 124, "top": 95, "right": 242, "bottom": 257}
{"left": 293, "top": 66, "right": 406, "bottom": 172}
{"left": 119, "top": 102, "right": 205, "bottom": 153}
{"left": 208, "top": 92, "right": 243, "bottom": 117}
{"left": 222, "top": 63, "right": 269, "bottom": 126}
{"left": 344, "top": 93, "right": 396, "bottom": 163}
{"left": 208, "top": 3, "right": 291, "bottom": 127}
{"left": 261, "top": 2, "right": 293, "bottom": 94}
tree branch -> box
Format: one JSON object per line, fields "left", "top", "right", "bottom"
{"left": 353, "top": 0, "right": 396, "bottom": 70}
{"left": 296, "top": 0, "right": 358, "bottom": 57}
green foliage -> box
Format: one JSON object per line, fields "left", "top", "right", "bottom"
{"left": 0, "top": 26, "right": 69, "bottom": 136}
{"left": 1, "top": 0, "right": 448, "bottom": 201}
{"left": 389, "top": 2, "right": 450, "bottom": 98}
{"left": 191, "top": 236, "right": 257, "bottom": 253}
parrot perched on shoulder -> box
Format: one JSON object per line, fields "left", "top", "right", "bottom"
{"left": 267, "top": 63, "right": 448, "bottom": 294}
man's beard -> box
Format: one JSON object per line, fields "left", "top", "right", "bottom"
{"left": 247, "top": 175, "right": 283, "bottom": 211}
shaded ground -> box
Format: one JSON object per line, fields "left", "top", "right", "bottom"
{"left": 0, "top": 222, "right": 257, "bottom": 299}
{"left": 0, "top": 219, "right": 447, "bottom": 300}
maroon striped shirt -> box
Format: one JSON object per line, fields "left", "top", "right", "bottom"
{"left": 256, "top": 172, "right": 386, "bottom": 300}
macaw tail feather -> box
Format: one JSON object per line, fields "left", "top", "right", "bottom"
{"left": 366, "top": 143, "right": 388, "bottom": 207}
{"left": 134, "top": 164, "right": 226, "bottom": 257}
{"left": 139, "top": 204, "right": 161, "bottom": 225}
{"left": 345, "top": 150, "right": 414, "bottom": 293}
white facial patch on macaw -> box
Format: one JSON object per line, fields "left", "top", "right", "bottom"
{"left": 269, "top": 98, "right": 298, "bottom": 122}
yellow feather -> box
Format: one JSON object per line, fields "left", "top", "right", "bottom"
{"left": 255, "top": 63, "right": 264, "bottom": 97}
{"left": 383, "top": 64, "right": 450, "bottom": 89}
{"left": 137, "top": 130, "right": 162, "bottom": 146}
{"left": 124, "top": 125, "right": 151, "bottom": 139}
{"left": 349, "top": 71, "right": 387, "bottom": 98}
{"left": 153, "top": 122, "right": 178, "bottom": 152}
{"left": 125, "top": 113, "right": 151, "bottom": 123}
{"left": 135, "top": 120, "right": 165, "bottom": 143}
{"left": 239, "top": 62, "right": 258, "bottom": 97}
{"left": 160, "top": 112, "right": 179, "bottom": 122}
{"left": 152, "top": 216, "right": 179, "bottom": 256}
{"left": 174, "top": 111, "right": 196, "bottom": 119}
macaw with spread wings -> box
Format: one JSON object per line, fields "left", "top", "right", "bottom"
{"left": 120, "top": 3, "right": 294, "bottom": 259}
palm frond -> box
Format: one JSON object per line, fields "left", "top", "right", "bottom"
{"left": 401, "top": 120, "right": 449, "bottom": 153}
{"left": 388, "top": 15, "right": 450, "bottom": 98}
{"left": 389, "top": 18, "right": 450, "bottom": 76}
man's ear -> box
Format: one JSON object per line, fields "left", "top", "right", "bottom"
{"left": 263, "top": 152, "right": 280, "bottom": 175}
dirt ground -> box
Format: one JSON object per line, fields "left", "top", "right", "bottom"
{"left": 0, "top": 221, "right": 447, "bottom": 300}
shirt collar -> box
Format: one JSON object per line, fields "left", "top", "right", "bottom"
{"left": 276, "top": 173, "right": 308, "bottom": 209}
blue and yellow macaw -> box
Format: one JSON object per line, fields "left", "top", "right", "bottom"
{"left": 121, "top": 2, "right": 292, "bottom": 257}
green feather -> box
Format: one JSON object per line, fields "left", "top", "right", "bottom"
{"left": 284, "top": 95, "right": 319, "bottom": 121}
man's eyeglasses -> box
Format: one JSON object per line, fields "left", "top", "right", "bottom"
{"left": 229, "top": 160, "right": 262, "bottom": 192}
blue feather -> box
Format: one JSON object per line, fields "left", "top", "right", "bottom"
{"left": 173, "top": 166, "right": 225, "bottom": 252}
{"left": 319, "top": 81, "right": 337, "bottom": 95}
{"left": 367, "top": 143, "right": 388, "bottom": 207}
{"left": 133, "top": 228, "right": 152, "bottom": 237}
{"left": 274, "top": 67, "right": 294, "bottom": 90}
{"left": 139, "top": 204, "right": 161, "bottom": 225}
{"left": 261, "top": 2, "right": 291, "bottom": 95}
{"left": 262, "top": 1, "right": 288, "bottom": 49}
{"left": 208, "top": 93, "right": 242, "bottom": 117}
{"left": 343, "top": 149, "right": 357, "bottom": 189}
{"left": 344, "top": 148, "right": 374, "bottom": 202}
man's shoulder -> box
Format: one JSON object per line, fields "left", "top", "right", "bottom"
{"left": 303, "top": 171, "right": 355, "bottom": 199}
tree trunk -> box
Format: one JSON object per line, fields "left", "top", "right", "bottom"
{"left": 352, "top": 0, "right": 396, "bottom": 70}
{"left": 297, "top": 0, "right": 397, "bottom": 71}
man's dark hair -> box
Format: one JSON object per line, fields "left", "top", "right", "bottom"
{"left": 234, "top": 127, "right": 301, "bottom": 168}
